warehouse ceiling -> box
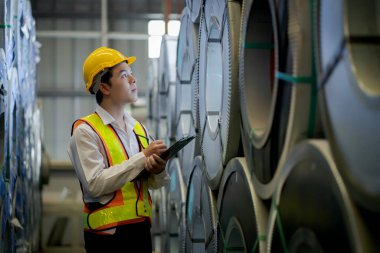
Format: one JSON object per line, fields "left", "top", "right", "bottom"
{"left": 31, "top": 0, "right": 184, "bottom": 20}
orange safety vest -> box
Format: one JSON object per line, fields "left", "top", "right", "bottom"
{"left": 71, "top": 112, "right": 152, "bottom": 232}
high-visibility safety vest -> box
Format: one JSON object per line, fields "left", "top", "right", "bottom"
{"left": 71, "top": 112, "right": 152, "bottom": 232}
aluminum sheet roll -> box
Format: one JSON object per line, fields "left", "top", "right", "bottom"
{"left": 317, "top": 0, "right": 380, "bottom": 211}
{"left": 0, "top": 182, "right": 13, "bottom": 253}
{"left": 186, "top": 0, "right": 203, "bottom": 23}
{"left": 158, "top": 35, "right": 178, "bottom": 142}
{"left": 0, "top": 0, "right": 9, "bottom": 50}
{"left": 0, "top": 49, "right": 7, "bottom": 174}
{"left": 2, "top": 0, "right": 15, "bottom": 69}
{"left": 32, "top": 104, "right": 44, "bottom": 187}
{"left": 159, "top": 186, "right": 169, "bottom": 253}
{"left": 147, "top": 58, "right": 159, "bottom": 138}
{"left": 176, "top": 7, "right": 200, "bottom": 183}
{"left": 217, "top": 158, "right": 267, "bottom": 253}
{"left": 198, "top": 0, "right": 242, "bottom": 189}
{"left": 166, "top": 158, "right": 187, "bottom": 253}
{"left": 7, "top": 68, "right": 19, "bottom": 191}
{"left": 185, "top": 156, "right": 218, "bottom": 253}
{"left": 150, "top": 189, "right": 161, "bottom": 236}
{"left": 267, "top": 140, "right": 375, "bottom": 253}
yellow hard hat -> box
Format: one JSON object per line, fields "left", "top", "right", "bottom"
{"left": 83, "top": 47, "right": 136, "bottom": 92}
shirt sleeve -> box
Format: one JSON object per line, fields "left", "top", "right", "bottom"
{"left": 68, "top": 124, "right": 147, "bottom": 198}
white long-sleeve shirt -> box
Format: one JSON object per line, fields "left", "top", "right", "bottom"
{"left": 67, "top": 105, "right": 170, "bottom": 208}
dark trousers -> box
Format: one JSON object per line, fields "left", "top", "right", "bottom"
{"left": 84, "top": 220, "right": 152, "bottom": 253}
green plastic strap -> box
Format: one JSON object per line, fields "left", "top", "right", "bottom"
{"left": 0, "top": 24, "right": 12, "bottom": 28}
{"left": 275, "top": 71, "right": 314, "bottom": 84}
{"left": 272, "top": 203, "right": 288, "bottom": 253}
{"left": 275, "top": 0, "right": 317, "bottom": 138}
{"left": 251, "top": 235, "right": 267, "bottom": 253}
{"left": 245, "top": 42, "right": 274, "bottom": 49}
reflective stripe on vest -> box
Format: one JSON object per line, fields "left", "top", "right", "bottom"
{"left": 72, "top": 113, "right": 152, "bottom": 232}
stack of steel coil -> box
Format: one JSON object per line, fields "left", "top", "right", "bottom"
{"left": 0, "top": 0, "right": 42, "bottom": 252}
{"left": 147, "top": 0, "right": 380, "bottom": 252}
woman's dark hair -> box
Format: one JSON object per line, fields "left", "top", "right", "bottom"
{"left": 95, "top": 69, "right": 113, "bottom": 104}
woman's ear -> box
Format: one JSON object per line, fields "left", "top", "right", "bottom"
{"left": 99, "top": 82, "right": 111, "bottom": 95}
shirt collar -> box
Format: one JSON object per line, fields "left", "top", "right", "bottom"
{"left": 95, "top": 105, "right": 136, "bottom": 128}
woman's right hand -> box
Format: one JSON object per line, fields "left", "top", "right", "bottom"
{"left": 142, "top": 140, "right": 167, "bottom": 158}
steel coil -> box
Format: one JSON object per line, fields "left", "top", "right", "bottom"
{"left": 158, "top": 35, "right": 178, "bottom": 142}
{"left": 7, "top": 67, "right": 18, "bottom": 191}
{"left": 166, "top": 158, "right": 187, "bottom": 252}
{"left": 151, "top": 189, "right": 161, "bottom": 236}
{"left": 147, "top": 58, "right": 159, "bottom": 138}
{"left": 185, "top": 156, "right": 218, "bottom": 253}
{"left": 217, "top": 158, "right": 267, "bottom": 253}
{"left": 0, "top": 182, "right": 13, "bottom": 253}
{"left": 267, "top": 140, "right": 376, "bottom": 252}
{"left": 241, "top": 0, "right": 323, "bottom": 199}
{"left": 159, "top": 186, "right": 169, "bottom": 253}
{"left": 176, "top": 7, "right": 201, "bottom": 183}
{"left": 239, "top": 0, "right": 282, "bottom": 199}
{"left": 198, "top": 0, "right": 242, "bottom": 189}
{"left": 2, "top": 0, "right": 15, "bottom": 69}
{"left": 186, "top": 0, "right": 203, "bottom": 23}
{"left": 317, "top": 0, "right": 380, "bottom": 211}
{"left": 1, "top": 49, "right": 7, "bottom": 177}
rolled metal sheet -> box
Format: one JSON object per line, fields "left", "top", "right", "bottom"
{"left": 11, "top": 177, "right": 28, "bottom": 252}
{"left": 2, "top": 0, "right": 15, "bottom": 70}
{"left": 186, "top": 0, "right": 203, "bottom": 23}
{"left": 147, "top": 58, "right": 159, "bottom": 138}
{"left": 267, "top": 140, "right": 376, "bottom": 253}
{"left": 32, "top": 104, "right": 44, "bottom": 187}
{"left": 217, "top": 158, "right": 268, "bottom": 253}
{"left": 1, "top": 50, "right": 7, "bottom": 177}
{"left": 198, "top": 0, "right": 242, "bottom": 189}
{"left": 158, "top": 35, "right": 178, "bottom": 142}
{"left": 6, "top": 67, "right": 19, "bottom": 191}
{"left": 185, "top": 156, "right": 218, "bottom": 253}
{"left": 242, "top": 0, "right": 322, "bottom": 200}
{"left": 317, "top": 0, "right": 380, "bottom": 211}
{"left": 159, "top": 186, "right": 169, "bottom": 253}
{"left": 239, "top": 0, "right": 283, "bottom": 198}
{"left": 0, "top": 182, "right": 13, "bottom": 253}
{"left": 176, "top": 7, "right": 200, "bottom": 183}
{"left": 150, "top": 189, "right": 161, "bottom": 236}
{"left": 166, "top": 158, "right": 187, "bottom": 253}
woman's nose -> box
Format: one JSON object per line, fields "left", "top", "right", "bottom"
{"left": 128, "top": 75, "right": 136, "bottom": 84}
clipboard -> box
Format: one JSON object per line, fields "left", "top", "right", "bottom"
{"left": 160, "top": 135, "right": 196, "bottom": 160}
